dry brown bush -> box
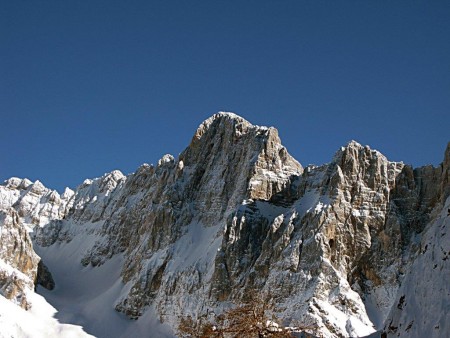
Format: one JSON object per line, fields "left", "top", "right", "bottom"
{"left": 177, "top": 294, "right": 316, "bottom": 338}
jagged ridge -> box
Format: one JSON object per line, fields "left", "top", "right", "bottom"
{"left": 0, "top": 112, "right": 448, "bottom": 338}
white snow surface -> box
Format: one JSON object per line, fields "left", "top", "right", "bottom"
{"left": 0, "top": 289, "right": 94, "bottom": 338}
{"left": 383, "top": 197, "right": 450, "bottom": 337}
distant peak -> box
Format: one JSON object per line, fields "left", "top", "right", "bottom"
{"left": 4, "top": 177, "right": 25, "bottom": 189}
{"left": 158, "top": 154, "right": 175, "bottom": 167}
{"left": 334, "top": 140, "right": 395, "bottom": 166}
{"left": 3, "top": 177, "right": 50, "bottom": 193}
{"left": 62, "top": 187, "right": 75, "bottom": 200}
{"left": 105, "top": 170, "right": 125, "bottom": 181}
{"left": 4, "top": 177, "right": 30, "bottom": 187}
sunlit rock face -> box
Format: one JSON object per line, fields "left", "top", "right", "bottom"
{"left": 0, "top": 177, "right": 74, "bottom": 228}
{"left": 0, "top": 113, "right": 448, "bottom": 338}
{"left": 0, "top": 208, "right": 39, "bottom": 309}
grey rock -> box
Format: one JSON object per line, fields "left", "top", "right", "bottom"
{"left": 0, "top": 208, "right": 39, "bottom": 309}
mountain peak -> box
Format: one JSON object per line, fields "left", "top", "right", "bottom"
{"left": 192, "top": 112, "right": 274, "bottom": 144}
{"left": 346, "top": 140, "right": 363, "bottom": 149}
{"left": 4, "top": 177, "right": 33, "bottom": 190}
{"left": 211, "top": 111, "right": 246, "bottom": 121}
{"left": 335, "top": 140, "right": 391, "bottom": 163}
{"left": 205, "top": 111, "right": 250, "bottom": 125}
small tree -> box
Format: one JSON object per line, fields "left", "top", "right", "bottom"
{"left": 178, "top": 294, "right": 316, "bottom": 338}
{"left": 178, "top": 316, "right": 217, "bottom": 337}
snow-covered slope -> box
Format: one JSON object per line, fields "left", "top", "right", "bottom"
{"left": 383, "top": 197, "right": 450, "bottom": 337}
{"left": 0, "top": 289, "right": 94, "bottom": 338}
{"left": 0, "top": 112, "right": 448, "bottom": 338}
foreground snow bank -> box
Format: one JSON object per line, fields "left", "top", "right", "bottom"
{"left": 0, "top": 291, "right": 93, "bottom": 338}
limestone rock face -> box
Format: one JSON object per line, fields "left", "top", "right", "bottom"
{"left": 68, "top": 170, "right": 126, "bottom": 223}
{"left": 0, "top": 208, "right": 39, "bottom": 309}
{"left": 0, "top": 177, "right": 69, "bottom": 309}
{"left": 0, "top": 113, "right": 448, "bottom": 338}
{"left": 184, "top": 113, "right": 302, "bottom": 203}
{"left": 69, "top": 112, "right": 303, "bottom": 318}
{"left": 211, "top": 141, "right": 408, "bottom": 336}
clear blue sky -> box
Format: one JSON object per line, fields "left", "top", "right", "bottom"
{"left": 1, "top": 1, "right": 449, "bottom": 192}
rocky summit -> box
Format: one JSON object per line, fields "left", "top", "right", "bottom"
{"left": 0, "top": 112, "right": 448, "bottom": 338}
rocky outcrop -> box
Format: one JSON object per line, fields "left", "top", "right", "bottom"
{"left": 0, "top": 177, "right": 74, "bottom": 228}
{"left": 35, "top": 260, "right": 55, "bottom": 291}
{"left": 0, "top": 208, "right": 39, "bottom": 309}
{"left": 0, "top": 113, "right": 447, "bottom": 338}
